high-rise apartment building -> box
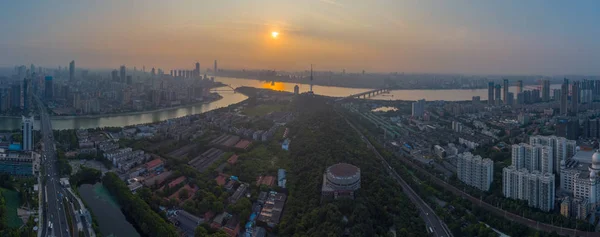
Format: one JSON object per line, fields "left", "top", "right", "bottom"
{"left": 488, "top": 82, "right": 494, "bottom": 105}
{"left": 517, "top": 80, "right": 523, "bottom": 94}
{"left": 529, "top": 135, "right": 576, "bottom": 174}
{"left": 503, "top": 166, "right": 555, "bottom": 211}
{"left": 542, "top": 80, "right": 550, "bottom": 102}
{"left": 495, "top": 85, "right": 502, "bottom": 105}
{"left": 69, "top": 60, "right": 75, "bottom": 82}
{"left": 560, "top": 79, "right": 569, "bottom": 115}
{"left": 571, "top": 81, "right": 579, "bottom": 114}
{"left": 511, "top": 143, "right": 553, "bottom": 174}
{"left": 44, "top": 76, "right": 53, "bottom": 100}
{"left": 411, "top": 99, "right": 425, "bottom": 117}
{"left": 22, "top": 116, "right": 33, "bottom": 151}
{"left": 119, "top": 65, "right": 126, "bottom": 83}
{"left": 23, "top": 78, "right": 29, "bottom": 112}
{"left": 503, "top": 79, "right": 509, "bottom": 104}
{"left": 456, "top": 152, "right": 493, "bottom": 191}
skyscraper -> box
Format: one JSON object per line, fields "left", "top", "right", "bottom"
{"left": 11, "top": 84, "right": 20, "bottom": 109}
{"left": 45, "top": 76, "right": 53, "bottom": 100}
{"left": 411, "top": 99, "right": 426, "bottom": 117}
{"left": 560, "top": 79, "right": 568, "bottom": 115}
{"left": 22, "top": 116, "right": 33, "bottom": 151}
{"left": 310, "top": 64, "right": 314, "bottom": 93}
{"left": 517, "top": 80, "right": 523, "bottom": 94}
{"left": 542, "top": 80, "right": 550, "bottom": 102}
{"left": 69, "top": 60, "right": 75, "bottom": 82}
{"left": 111, "top": 70, "right": 119, "bottom": 82}
{"left": 119, "top": 65, "right": 126, "bottom": 83}
{"left": 214, "top": 60, "right": 218, "bottom": 76}
{"left": 495, "top": 85, "right": 502, "bottom": 105}
{"left": 23, "top": 78, "right": 29, "bottom": 112}
{"left": 195, "top": 62, "right": 200, "bottom": 77}
{"left": 571, "top": 81, "right": 579, "bottom": 114}
{"left": 488, "top": 82, "right": 494, "bottom": 105}
{"left": 503, "top": 79, "right": 509, "bottom": 104}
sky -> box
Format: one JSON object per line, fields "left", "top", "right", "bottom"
{"left": 1, "top": 0, "right": 600, "bottom": 75}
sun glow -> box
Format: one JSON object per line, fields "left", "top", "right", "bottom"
{"left": 271, "top": 31, "right": 279, "bottom": 38}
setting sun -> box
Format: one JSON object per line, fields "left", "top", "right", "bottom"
{"left": 271, "top": 31, "right": 279, "bottom": 38}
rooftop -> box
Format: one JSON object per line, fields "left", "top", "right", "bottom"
{"left": 327, "top": 163, "right": 360, "bottom": 177}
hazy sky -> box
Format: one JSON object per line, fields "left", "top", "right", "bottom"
{"left": 1, "top": 0, "right": 600, "bottom": 75}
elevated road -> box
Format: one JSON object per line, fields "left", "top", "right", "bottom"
{"left": 36, "top": 96, "right": 71, "bottom": 237}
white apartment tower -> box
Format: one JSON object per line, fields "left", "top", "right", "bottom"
{"left": 529, "top": 135, "right": 576, "bottom": 174}
{"left": 503, "top": 166, "right": 555, "bottom": 211}
{"left": 456, "top": 152, "right": 493, "bottom": 191}
{"left": 511, "top": 143, "right": 553, "bottom": 174}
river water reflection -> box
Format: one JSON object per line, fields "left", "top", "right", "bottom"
{"left": 0, "top": 77, "right": 558, "bottom": 130}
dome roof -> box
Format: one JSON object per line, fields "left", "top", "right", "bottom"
{"left": 593, "top": 151, "right": 600, "bottom": 165}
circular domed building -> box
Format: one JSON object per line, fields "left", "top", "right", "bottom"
{"left": 321, "top": 163, "right": 361, "bottom": 200}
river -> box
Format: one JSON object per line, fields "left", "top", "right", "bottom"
{"left": 0, "top": 77, "right": 559, "bottom": 130}
{"left": 78, "top": 183, "right": 140, "bottom": 237}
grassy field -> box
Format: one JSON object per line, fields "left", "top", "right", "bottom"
{"left": 1, "top": 188, "right": 23, "bottom": 228}
{"left": 242, "top": 104, "right": 287, "bottom": 117}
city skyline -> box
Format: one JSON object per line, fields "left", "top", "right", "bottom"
{"left": 1, "top": 0, "right": 600, "bottom": 75}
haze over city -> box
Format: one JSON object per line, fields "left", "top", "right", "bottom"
{"left": 2, "top": 0, "right": 600, "bottom": 75}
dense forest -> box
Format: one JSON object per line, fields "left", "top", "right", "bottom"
{"left": 278, "top": 95, "right": 426, "bottom": 236}
{"left": 102, "top": 172, "right": 179, "bottom": 237}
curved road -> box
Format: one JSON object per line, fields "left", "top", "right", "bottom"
{"left": 342, "top": 115, "right": 452, "bottom": 237}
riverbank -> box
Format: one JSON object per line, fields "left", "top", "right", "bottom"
{"left": 0, "top": 94, "right": 224, "bottom": 120}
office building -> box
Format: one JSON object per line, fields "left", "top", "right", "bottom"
{"left": 517, "top": 80, "right": 523, "bottom": 94}
{"left": 503, "top": 166, "right": 555, "bottom": 211}
{"left": 22, "top": 116, "right": 33, "bottom": 151}
{"left": 456, "top": 152, "right": 493, "bottom": 191}
{"left": 488, "top": 82, "right": 494, "bottom": 105}
{"left": 120, "top": 65, "right": 126, "bottom": 83}
{"left": 571, "top": 81, "right": 579, "bottom": 114}
{"left": 503, "top": 79, "right": 509, "bottom": 104}
{"left": 69, "top": 60, "right": 75, "bottom": 82}
{"left": 411, "top": 99, "right": 426, "bottom": 117}
{"left": 126, "top": 75, "right": 132, "bottom": 85}
{"left": 45, "top": 76, "right": 53, "bottom": 100}
{"left": 321, "top": 163, "right": 361, "bottom": 199}
{"left": 195, "top": 62, "right": 200, "bottom": 77}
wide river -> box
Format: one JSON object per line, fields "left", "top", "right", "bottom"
{"left": 0, "top": 77, "right": 559, "bottom": 130}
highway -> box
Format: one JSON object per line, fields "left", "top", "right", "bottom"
{"left": 341, "top": 113, "right": 452, "bottom": 237}
{"left": 37, "top": 96, "right": 71, "bottom": 237}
